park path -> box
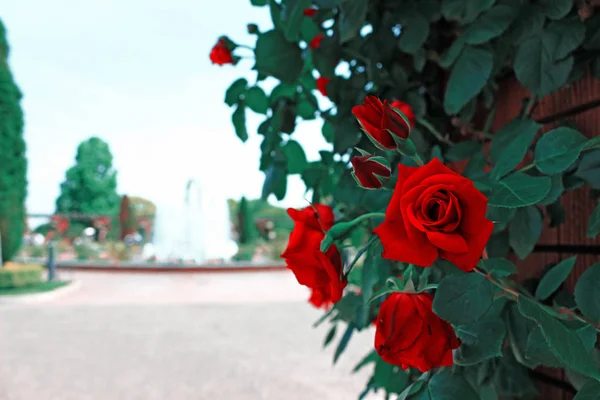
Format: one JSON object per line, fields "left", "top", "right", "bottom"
{"left": 0, "top": 270, "right": 380, "bottom": 400}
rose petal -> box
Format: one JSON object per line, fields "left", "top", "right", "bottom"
{"left": 374, "top": 217, "right": 438, "bottom": 266}
{"left": 426, "top": 231, "right": 468, "bottom": 253}
{"left": 440, "top": 219, "right": 494, "bottom": 271}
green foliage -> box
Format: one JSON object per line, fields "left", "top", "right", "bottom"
{"left": 56, "top": 137, "right": 120, "bottom": 216}
{"left": 433, "top": 272, "right": 493, "bottom": 325}
{"left": 237, "top": 196, "right": 258, "bottom": 244}
{"left": 220, "top": 0, "right": 600, "bottom": 397}
{"left": 0, "top": 263, "right": 43, "bottom": 289}
{"left": 575, "top": 262, "right": 600, "bottom": 323}
{"left": 535, "top": 256, "right": 576, "bottom": 300}
{"left": 0, "top": 20, "right": 27, "bottom": 263}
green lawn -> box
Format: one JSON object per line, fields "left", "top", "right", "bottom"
{"left": 0, "top": 281, "right": 70, "bottom": 296}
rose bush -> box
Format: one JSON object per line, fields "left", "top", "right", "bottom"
{"left": 215, "top": 1, "right": 600, "bottom": 398}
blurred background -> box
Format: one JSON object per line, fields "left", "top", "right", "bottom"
{"left": 0, "top": 2, "right": 376, "bottom": 399}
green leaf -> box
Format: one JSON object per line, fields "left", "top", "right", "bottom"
{"left": 542, "top": 0, "right": 573, "bottom": 19}
{"left": 513, "top": 35, "right": 574, "bottom": 97}
{"left": 455, "top": 317, "right": 506, "bottom": 365}
{"left": 261, "top": 163, "right": 287, "bottom": 200}
{"left": 339, "top": 0, "right": 368, "bottom": 43}
{"left": 245, "top": 86, "right": 269, "bottom": 114}
{"left": 535, "top": 257, "right": 577, "bottom": 300}
{"left": 479, "top": 258, "right": 518, "bottom": 278}
{"left": 545, "top": 18, "right": 586, "bottom": 60}
{"left": 429, "top": 369, "right": 479, "bottom": 400}
{"left": 352, "top": 350, "right": 378, "bottom": 373}
{"left": 232, "top": 104, "right": 248, "bottom": 142}
{"left": 441, "top": 0, "right": 464, "bottom": 20}
{"left": 314, "top": 0, "right": 347, "bottom": 7}
{"left": 490, "top": 119, "right": 541, "bottom": 164}
{"left": 587, "top": 202, "right": 600, "bottom": 239}
{"left": 488, "top": 173, "right": 551, "bottom": 208}
{"left": 575, "top": 262, "right": 600, "bottom": 323}
{"left": 534, "top": 127, "right": 588, "bottom": 174}
{"left": 509, "top": 206, "right": 543, "bottom": 259}
{"left": 462, "top": 5, "right": 517, "bottom": 45}
{"left": 373, "top": 359, "right": 409, "bottom": 394}
{"left": 525, "top": 325, "right": 563, "bottom": 368}
{"left": 439, "top": 37, "right": 465, "bottom": 68}
{"left": 489, "top": 126, "right": 536, "bottom": 181}
{"left": 254, "top": 30, "right": 303, "bottom": 83}
{"left": 251, "top": 0, "right": 267, "bottom": 5}
{"left": 224, "top": 78, "right": 248, "bottom": 106}
{"left": 444, "top": 46, "right": 493, "bottom": 114}
{"left": 539, "top": 174, "right": 564, "bottom": 206}
{"left": 398, "top": 11, "right": 430, "bottom": 54}
{"left": 281, "top": 140, "right": 308, "bottom": 174}
{"left": 518, "top": 296, "right": 600, "bottom": 379}
{"left": 574, "top": 380, "right": 600, "bottom": 400}
{"left": 281, "top": 0, "right": 312, "bottom": 41}
{"left": 445, "top": 140, "right": 482, "bottom": 162}
{"left": 333, "top": 323, "right": 354, "bottom": 364}
{"left": 269, "top": 0, "right": 283, "bottom": 30}
{"left": 323, "top": 324, "right": 337, "bottom": 347}
{"left": 433, "top": 272, "right": 493, "bottom": 325}
{"left": 576, "top": 150, "right": 600, "bottom": 189}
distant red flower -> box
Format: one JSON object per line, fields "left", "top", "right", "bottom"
{"left": 210, "top": 38, "right": 234, "bottom": 66}
{"left": 390, "top": 100, "right": 416, "bottom": 128}
{"left": 303, "top": 8, "right": 317, "bottom": 17}
{"left": 316, "top": 77, "right": 330, "bottom": 96}
{"left": 309, "top": 34, "right": 324, "bottom": 49}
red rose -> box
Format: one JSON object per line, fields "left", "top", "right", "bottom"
{"left": 308, "top": 287, "right": 331, "bottom": 309}
{"left": 210, "top": 38, "right": 234, "bottom": 66}
{"left": 303, "top": 7, "right": 317, "bottom": 17}
{"left": 309, "top": 34, "right": 324, "bottom": 49}
{"left": 352, "top": 96, "right": 411, "bottom": 150}
{"left": 316, "top": 77, "right": 330, "bottom": 96}
{"left": 351, "top": 154, "right": 391, "bottom": 189}
{"left": 375, "top": 292, "right": 460, "bottom": 372}
{"left": 390, "top": 100, "right": 416, "bottom": 128}
{"left": 374, "top": 158, "right": 494, "bottom": 271}
{"left": 281, "top": 204, "right": 347, "bottom": 306}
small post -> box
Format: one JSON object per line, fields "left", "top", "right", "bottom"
{"left": 47, "top": 241, "right": 55, "bottom": 281}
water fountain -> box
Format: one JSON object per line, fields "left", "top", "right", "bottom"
{"left": 151, "top": 178, "right": 238, "bottom": 263}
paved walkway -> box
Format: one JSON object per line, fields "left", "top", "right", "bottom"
{"left": 0, "top": 271, "right": 380, "bottom": 400}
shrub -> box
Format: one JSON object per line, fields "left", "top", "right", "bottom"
{"left": 0, "top": 263, "right": 43, "bottom": 289}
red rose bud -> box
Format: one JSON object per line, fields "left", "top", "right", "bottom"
{"left": 210, "top": 37, "right": 234, "bottom": 66}
{"left": 351, "top": 154, "right": 391, "bottom": 189}
{"left": 375, "top": 292, "right": 460, "bottom": 372}
{"left": 308, "top": 287, "right": 332, "bottom": 309}
{"left": 281, "top": 204, "right": 347, "bottom": 306}
{"left": 390, "top": 100, "right": 416, "bottom": 128}
{"left": 309, "top": 34, "right": 324, "bottom": 49}
{"left": 316, "top": 77, "right": 330, "bottom": 96}
{"left": 352, "top": 96, "right": 411, "bottom": 150}
{"left": 374, "top": 158, "right": 494, "bottom": 271}
{"left": 303, "top": 7, "right": 317, "bottom": 17}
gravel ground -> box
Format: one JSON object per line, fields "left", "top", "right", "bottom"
{"left": 0, "top": 271, "right": 380, "bottom": 400}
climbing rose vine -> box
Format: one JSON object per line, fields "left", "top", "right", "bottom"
{"left": 214, "top": 0, "right": 600, "bottom": 398}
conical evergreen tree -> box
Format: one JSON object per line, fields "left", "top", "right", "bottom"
{"left": 56, "top": 137, "right": 120, "bottom": 216}
{"left": 0, "top": 20, "right": 27, "bottom": 264}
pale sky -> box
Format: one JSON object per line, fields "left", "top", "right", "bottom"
{"left": 1, "top": 0, "right": 331, "bottom": 217}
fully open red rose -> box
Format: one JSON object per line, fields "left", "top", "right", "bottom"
{"left": 281, "top": 204, "right": 346, "bottom": 306}
{"left": 374, "top": 158, "right": 493, "bottom": 271}
{"left": 352, "top": 96, "right": 411, "bottom": 150}
{"left": 303, "top": 7, "right": 317, "bottom": 17}
{"left": 316, "top": 77, "right": 330, "bottom": 97}
{"left": 309, "top": 34, "right": 324, "bottom": 49}
{"left": 375, "top": 292, "right": 460, "bottom": 372}
{"left": 351, "top": 154, "right": 391, "bottom": 189}
{"left": 210, "top": 38, "right": 234, "bottom": 66}
{"left": 390, "top": 100, "right": 416, "bottom": 128}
